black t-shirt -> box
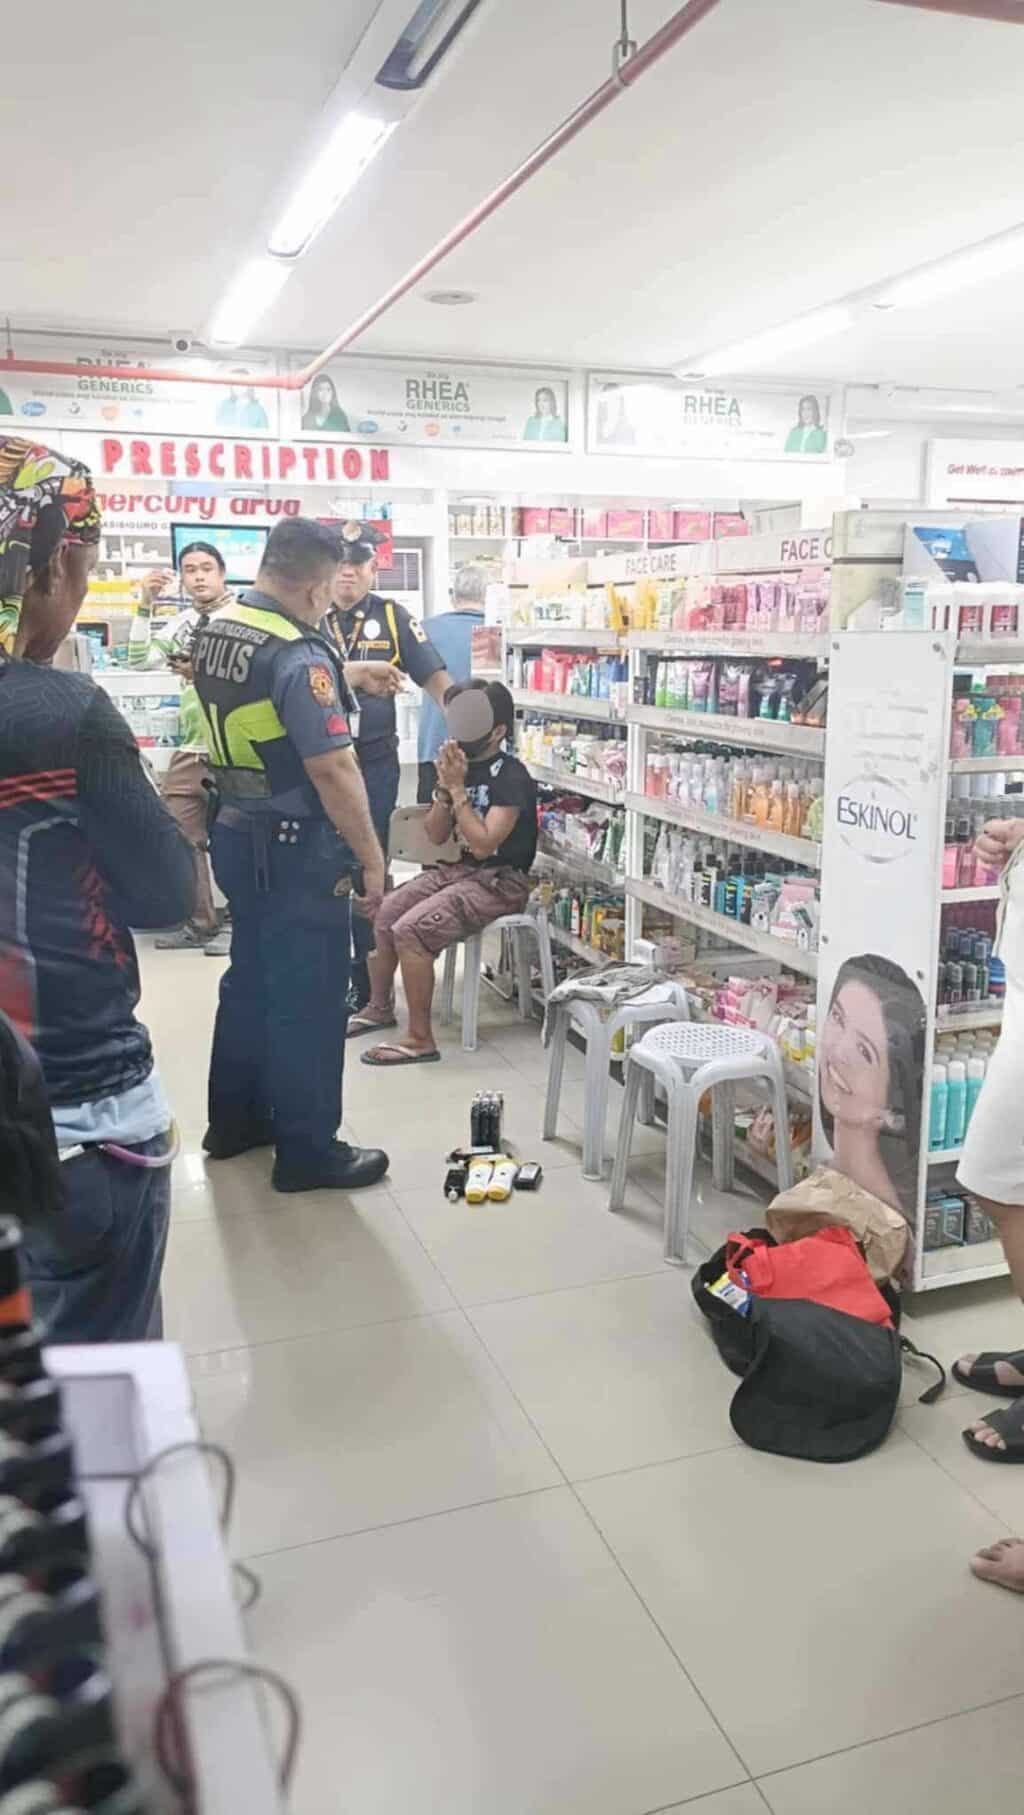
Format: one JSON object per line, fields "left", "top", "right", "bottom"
{"left": 324, "top": 593, "right": 444, "bottom": 761}
{"left": 462, "top": 751, "right": 537, "bottom": 872}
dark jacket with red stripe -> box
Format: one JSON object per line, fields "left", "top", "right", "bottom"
{"left": 0, "top": 658, "right": 195, "bottom": 1107}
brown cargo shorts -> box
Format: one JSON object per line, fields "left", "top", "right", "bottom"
{"left": 373, "top": 859, "right": 531, "bottom": 959}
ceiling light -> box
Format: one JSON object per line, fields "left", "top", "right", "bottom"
{"left": 268, "top": 113, "right": 397, "bottom": 259}
{"left": 377, "top": 0, "right": 483, "bottom": 90}
{"left": 678, "top": 305, "right": 855, "bottom": 378}
{"left": 207, "top": 257, "right": 292, "bottom": 347}
{"left": 847, "top": 429, "right": 893, "bottom": 440}
{"left": 876, "top": 225, "right": 1024, "bottom": 309}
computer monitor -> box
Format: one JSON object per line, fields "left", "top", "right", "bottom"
{"left": 170, "top": 523, "right": 269, "bottom": 586}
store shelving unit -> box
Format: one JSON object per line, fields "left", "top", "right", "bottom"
{"left": 628, "top": 629, "right": 827, "bottom": 660}
{"left": 525, "top": 760, "right": 623, "bottom": 805}
{"left": 625, "top": 791, "right": 821, "bottom": 869}
{"left": 941, "top": 885, "right": 1000, "bottom": 904}
{"left": 507, "top": 627, "right": 623, "bottom": 649}
{"left": 936, "top": 1004, "right": 1003, "bottom": 1032}
{"left": 537, "top": 837, "right": 622, "bottom": 888}
{"left": 627, "top": 878, "right": 819, "bottom": 979}
{"left": 627, "top": 703, "right": 824, "bottom": 757}
{"left": 549, "top": 924, "right": 615, "bottom": 966}
{"left": 513, "top": 688, "right": 620, "bottom": 722}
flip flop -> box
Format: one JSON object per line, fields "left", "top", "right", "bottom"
{"left": 361, "top": 1043, "right": 441, "bottom": 1067}
{"left": 346, "top": 1013, "right": 397, "bottom": 1040}
{"left": 952, "top": 1351, "right": 1024, "bottom": 1399}
{"left": 963, "top": 1398, "right": 1024, "bottom": 1464}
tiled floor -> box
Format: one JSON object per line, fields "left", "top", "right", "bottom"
{"left": 145, "top": 937, "right": 1024, "bottom": 1815}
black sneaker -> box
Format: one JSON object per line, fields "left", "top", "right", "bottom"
{"left": 203, "top": 1121, "right": 275, "bottom": 1161}
{"left": 272, "top": 1141, "right": 389, "bottom": 1194}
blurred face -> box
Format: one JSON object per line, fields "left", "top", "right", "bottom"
{"left": 17, "top": 542, "right": 97, "bottom": 662}
{"left": 180, "top": 551, "right": 225, "bottom": 605}
{"left": 314, "top": 378, "right": 333, "bottom": 410}
{"left": 820, "top": 979, "right": 891, "bottom": 1130}
{"left": 333, "top": 557, "right": 375, "bottom": 608}
{"left": 799, "top": 398, "right": 817, "bottom": 426}
{"left": 537, "top": 390, "right": 555, "bottom": 417}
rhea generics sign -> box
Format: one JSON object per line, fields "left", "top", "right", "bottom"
{"left": 95, "top": 435, "right": 391, "bottom": 485}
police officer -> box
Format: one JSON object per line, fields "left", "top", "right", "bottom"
{"left": 193, "top": 517, "right": 388, "bottom": 1194}
{"left": 324, "top": 523, "right": 452, "bottom": 1016}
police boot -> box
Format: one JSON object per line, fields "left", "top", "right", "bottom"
{"left": 203, "top": 1119, "right": 275, "bottom": 1161}
{"left": 272, "top": 1140, "right": 389, "bottom": 1194}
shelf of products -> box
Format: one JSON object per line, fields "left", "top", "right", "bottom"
{"left": 921, "top": 1238, "right": 1007, "bottom": 1286}
{"left": 627, "top": 878, "right": 819, "bottom": 978}
{"left": 941, "top": 886, "right": 1000, "bottom": 904}
{"left": 507, "top": 627, "right": 624, "bottom": 649}
{"left": 957, "top": 640, "right": 1024, "bottom": 666}
{"left": 949, "top": 755, "right": 1024, "bottom": 774}
{"left": 513, "top": 689, "right": 621, "bottom": 722}
{"left": 627, "top": 791, "right": 820, "bottom": 869}
{"left": 627, "top": 704, "right": 825, "bottom": 757}
{"left": 537, "top": 839, "right": 621, "bottom": 888}
{"left": 525, "top": 760, "right": 624, "bottom": 805}
{"left": 936, "top": 1004, "right": 1003, "bottom": 1032}
{"left": 628, "top": 630, "right": 827, "bottom": 659}
{"left": 927, "top": 1147, "right": 963, "bottom": 1166}
{"left": 548, "top": 923, "right": 615, "bottom": 966}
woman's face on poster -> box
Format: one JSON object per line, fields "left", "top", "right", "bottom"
{"left": 820, "top": 978, "right": 892, "bottom": 1129}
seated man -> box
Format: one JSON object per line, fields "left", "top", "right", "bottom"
{"left": 360, "top": 680, "right": 537, "bottom": 1066}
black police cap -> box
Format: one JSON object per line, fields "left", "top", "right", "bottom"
{"left": 338, "top": 520, "right": 384, "bottom": 565}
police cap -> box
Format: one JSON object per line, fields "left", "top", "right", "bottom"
{"left": 337, "top": 520, "right": 384, "bottom": 566}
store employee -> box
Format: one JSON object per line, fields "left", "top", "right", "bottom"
{"left": 324, "top": 523, "right": 452, "bottom": 1012}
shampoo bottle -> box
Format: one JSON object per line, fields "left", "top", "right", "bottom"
{"left": 945, "top": 1060, "right": 967, "bottom": 1148}
{"left": 928, "top": 1064, "right": 948, "bottom": 1151}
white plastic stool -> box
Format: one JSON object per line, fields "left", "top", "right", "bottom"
{"left": 439, "top": 912, "right": 555, "bottom": 1053}
{"left": 543, "top": 986, "right": 690, "bottom": 1180}
{"left": 609, "top": 1021, "right": 794, "bottom": 1264}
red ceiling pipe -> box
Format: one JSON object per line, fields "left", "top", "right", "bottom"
{"left": 874, "top": 1, "right": 1024, "bottom": 20}
{"left": 0, "top": 0, "right": 721, "bottom": 395}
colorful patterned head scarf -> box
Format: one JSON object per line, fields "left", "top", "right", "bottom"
{"left": 0, "top": 437, "right": 101, "bottom": 655}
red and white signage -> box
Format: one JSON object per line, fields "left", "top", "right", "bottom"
{"left": 91, "top": 435, "right": 391, "bottom": 486}
{"left": 95, "top": 490, "right": 306, "bottom": 529}
{"left": 927, "top": 439, "right": 1024, "bottom": 507}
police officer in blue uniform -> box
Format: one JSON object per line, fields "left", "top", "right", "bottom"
{"left": 324, "top": 524, "right": 451, "bottom": 1014}
{"left": 192, "top": 517, "right": 388, "bottom": 1193}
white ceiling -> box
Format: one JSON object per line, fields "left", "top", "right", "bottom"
{"left": 7, "top": 0, "right": 1024, "bottom": 392}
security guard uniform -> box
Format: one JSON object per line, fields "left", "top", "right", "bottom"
{"left": 324, "top": 563, "right": 445, "bottom": 981}
{"left": 193, "top": 588, "right": 362, "bottom": 1169}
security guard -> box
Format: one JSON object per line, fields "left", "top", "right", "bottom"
{"left": 193, "top": 517, "right": 389, "bottom": 1194}
{"left": 324, "top": 522, "right": 452, "bottom": 1015}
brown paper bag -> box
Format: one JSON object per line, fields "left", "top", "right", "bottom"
{"left": 766, "top": 1166, "right": 908, "bottom": 1282}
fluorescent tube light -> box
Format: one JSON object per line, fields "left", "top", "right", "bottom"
{"left": 679, "top": 305, "right": 855, "bottom": 378}
{"left": 268, "top": 113, "right": 397, "bottom": 259}
{"left": 207, "top": 257, "right": 292, "bottom": 348}
{"left": 876, "top": 226, "right": 1024, "bottom": 309}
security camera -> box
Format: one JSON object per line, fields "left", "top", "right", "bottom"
{"left": 170, "top": 333, "right": 194, "bottom": 355}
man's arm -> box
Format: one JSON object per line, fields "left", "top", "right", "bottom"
{"left": 450, "top": 797, "right": 519, "bottom": 859}
{"left": 75, "top": 688, "right": 197, "bottom": 927}
{"left": 302, "top": 749, "right": 385, "bottom": 913}
{"left": 423, "top": 669, "right": 453, "bottom": 706}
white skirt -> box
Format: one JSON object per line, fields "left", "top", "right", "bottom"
{"left": 957, "top": 848, "right": 1024, "bottom": 1205}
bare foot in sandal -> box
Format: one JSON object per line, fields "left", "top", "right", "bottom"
{"left": 971, "top": 1537, "right": 1024, "bottom": 1593}
{"left": 954, "top": 1351, "right": 1024, "bottom": 1397}
{"left": 361, "top": 1040, "right": 440, "bottom": 1067}
{"left": 963, "top": 1396, "right": 1024, "bottom": 1462}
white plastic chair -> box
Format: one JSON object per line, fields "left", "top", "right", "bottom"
{"left": 439, "top": 911, "right": 555, "bottom": 1053}
{"left": 609, "top": 1021, "right": 794, "bottom": 1265}
{"left": 543, "top": 985, "right": 691, "bottom": 1180}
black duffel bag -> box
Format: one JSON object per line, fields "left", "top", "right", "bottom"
{"left": 692, "top": 1233, "right": 944, "bottom": 1464}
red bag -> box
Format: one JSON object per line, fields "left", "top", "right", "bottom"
{"left": 726, "top": 1227, "right": 893, "bottom": 1329}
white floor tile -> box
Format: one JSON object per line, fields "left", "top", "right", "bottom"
{"left": 662, "top": 1791, "right": 765, "bottom": 1814}
{"left": 347, "top": 1093, "right": 588, "bottom": 1191}
{"left": 902, "top": 1276, "right": 1020, "bottom": 1396}
{"left": 469, "top": 1274, "right": 738, "bottom": 1479}
{"left": 900, "top": 1390, "right": 1024, "bottom": 1529}
{"left": 579, "top": 1435, "right": 1024, "bottom": 1775}
{"left": 191, "top": 1310, "right": 561, "bottom": 1553}
{"left": 394, "top": 1169, "right": 665, "bottom": 1306}
{"left": 759, "top": 1696, "right": 1024, "bottom": 1814}
{"left": 163, "top": 1190, "right": 454, "bottom": 1353}
{"left": 249, "top": 1489, "right": 746, "bottom": 1815}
